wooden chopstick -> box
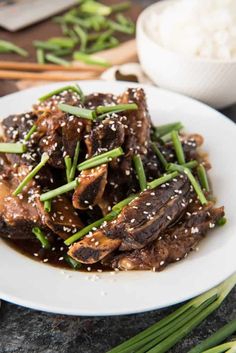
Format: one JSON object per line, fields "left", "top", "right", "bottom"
{"left": 0, "top": 61, "right": 105, "bottom": 73}
{"left": 0, "top": 70, "right": 99, "bottom": 81}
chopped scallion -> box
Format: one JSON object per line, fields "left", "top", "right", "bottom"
{"left": 45, "top": 53, "right": 71, "bottom": 67}
{"left": 112, "top": 194, "right": 137, "bottom": 213}
{"left": 147, "top": 172, "right": 179, "bottom": 189}
{"left": 64, "top": 156, "right": 72, "bottom": 183}
{"left": 36, "top": 48, "right": 45, "bottom": 64}
{"left": 69, "top": 141, "right": 80, "bottom": 181}
{"left": 217, "top": 217, "right": 227, "bottom": 226}
{"left": 48, "top": 37, "right": 75, "bottom": 49}
{"left": 197, "top": 164, "right": 210, "bottom": 192}
{"left": 133, "top": 154, "right": 147, "bottom": 191}
{"left": 44, "top": 200, "right": 52, "bottom": 213}
{"left": 96, "top": 103, "right": 138, "bottom": 115}
{"left": 171, "top": 130, "right": 186, "bottom": 165}
{"left": 32, "top": 227, "right": 51, "bottom": 249}
{"left": 73, "top": 25, "right": 88, "bottom": 52}
{"left": 78, "top": 147, "right": 124, "bottom": 171}
{"left": 33, "top": 40, "right": 61, "bottom": 51}
{"left": 40, "top": 179, "right": 78, "bottom": 202}
{"left": 64, "top": 254, "right": 81, "bottom": 269}
{"left": 58, "top": 103, "right": 95, "bottom": 120}
{"left": 73, "top": 51, "right": 110, "bottom": 67}
{"left": 151, "top": 143, "right": 168, "bottom": 170}
{"left": 80, "top": 1, "right": 111, "bottom": 16}
{"left": 155, "top": 122, "right": 183, "bottom": 138}
{"left": 39, "top": 84, "right": 84, "bottom": 102}
{"left": 110, "top": 1, "right": 131, "bottom": 13}
{"left": 0, "top": 142, "right": 26, "bottom": 154}
{"left": 13, "top": 153, "right": 49, "bottom": 196}
{"left": 0, "top": 40, "right": 28, "bottom": 57}
{"left": 24, "top": 125, "right": 37, "bottom": 142}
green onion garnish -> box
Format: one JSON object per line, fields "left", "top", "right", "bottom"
{"left": 33, "top": 40, "right": 61, "bottom": 51}
{"left": 188, "top": 318, "right": 236, "bottom": 353}
{"left": 0, "top": 142, "right": 26, "bottom": 154}
{"left": 167, "top": 164, "right": 208, "bottom": 205}
{"left": 167, "top": 161, "right": 198, "bottom": 171}
{"left": 73, "top": 25, "right": 88, "bottom": 52}
{"left": 24, "top": 125, "right": 37, "bottom": 142}
{"left": 39, "top": 84, "right": 84, "bottom": 102}
{"left": 36, "top": 48, "right": 45, "bottom": 64}
{"left": 58, "top": 103, "right": 95, "bottom": 120}
{"left": 64, "top": 156, "right": 72, "bottom": 183}
{"left": 40, "top": 179, "right": 78, "bottom": 202}
{"left": 32, "top": 227, "right": 51, "bottom": 249}
{"left": 112, "top": 194, "right": 137, "bottom": 213}
{"left": 13, "top": 153, "right": 49, "bottom": 196}
{"left": 155, "top": 122, "right": 183, "bottom": 138}
{"left": 45, "top": 53, "right": 71, "bottom": 67}
{"left": 44, "top": 200, "right": 52, "bottom": 213}
{"left": 96, "top": 103, "right": 138, "bottom": 115}
{"left": 0, "top": 40, "right": 28, "bottom": 57}
{"left": 64, "top": 254, "right": 81, "bottom": 269}
{"left": 78, "top": 147, "right": 124, "bottom": 171}
{"left": 108, "top": 19, "right": 135, "bottom": 34}
{"left": 73, "top": 51, "right": 110, "bottom": 67}
{"left": 197, "top": 164, "right": 210, "bottom": 192}
{"left": 217, "top": 217, "right": 227, "bottom": 226}
{"left": 80, "top": 1, "right": 111, "bottom": 16}
{"left": 151, "top": 143, "right": 168, "bottom": 170}
{"left": 107, "top": 274, "right": 236, "bottom": 353}
{"left": 171, "top": 130, "right": 185, "bottom": 165}
{"left": 48, "top": 37, "right": 75, "bottom": 49}
{"left": 133, "top": 155, "right": 147, "bottom": 191}
{"left": 110, "top": 1, "right": 131, "bottom": 13}
{"left": 147, "top": 172, "right": 179, "bottom": 189}
{"left": 69, "top": 141, "right": 80, "bottom": 182}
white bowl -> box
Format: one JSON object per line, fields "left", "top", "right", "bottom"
{"left": 136, "top": 0, "right": 236, "bottom": 109}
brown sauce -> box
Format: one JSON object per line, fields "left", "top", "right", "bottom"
{"left": 3, "top": 238, "right": 110, "bottom": 272}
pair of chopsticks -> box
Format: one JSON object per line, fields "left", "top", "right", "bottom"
{"left": 0, "top": 61, "right": 104, "bottom": 81}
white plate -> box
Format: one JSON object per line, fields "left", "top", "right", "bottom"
{"left": 0, "top": 80, "right": 236, "bottom": 316}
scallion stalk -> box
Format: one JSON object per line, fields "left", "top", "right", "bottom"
{"left": 58, "top": 103, "right": 95, "bottom": 120}
{"left": 147, "top": 172, "right": 179, "bottom": 189}
{"left": 39, "top": 84, "right": 84, "bottom": 102}
{"left": 45, "top": 53, "right": 71, "bottom": 67}
{"left": 217, "top": 217, "right": 227, "bottom": 226}
{"left": 64, "top": 156, "right": 72, "bottom": 183}
{"left": 107, "top": 274, "right": 236, "bottom": 353}
{"left": 167, "top": 164, "right": 207, "bottom": 205}
{"left": 73, "top": 51, "right": 110, "bottom": 67}
{"left": 13, "top": 153, "right": 49, "bottom": 196}
{"left": 32, "top": 227, "right": 51, "bottom": 249}
{"left": 154, "top": 122, "right": 183, "bottom": 138}
{"left": 36, "top": 48, "right": 45, "bottom": 64}
{"left": 133, "top": 155, "right": 147, "bottom": 191}
{"left": 44, "top": 200, "right": 52, "bottom": 213}
{"left": 96, "top": 103, "right": 138, "bottom": 115}
{"left": 80, "top": 1, "right": 111, "bottom": 16}
{"left": 73, "top": 25, "right": 88, "bottom": 52}
{"left": 69, "top": 141, "right": 80, "bottom": 181}
{"left": 108, "top": 19, "right": 135, "bottom": 34}
{"left": 188, "top": 318, "right": 236, "bottom": 353}
{"left": 48, "top": 37, "right": 75, "bottom": 48}
{"left": 0, "top": 40, "right": 28, "bottom": 57}
{"left": 64, "top": 254, "right": 81, "bottom": 269}
{"left": 171, "top": 130, "right": 186, "bottom": 165}
{"left": 110, "top": 1, "right": 131, "bottom": 12}
{"left": 24, "top": 125, "right": 37, "bottom": 141}
{"left": 78, "top": 147, "right": 124, "bottom": 171}
{"left": 151, "top": 143, "right": 168, "bottom": 170}
{"left": 40, "top": 179, "right": 78, "bottom": 202}
{"left": 33, "top": 40, "right": 61, "bottom": 51}
{"left": 112, "top": 194, "right": 137, "bottom": 213}
{"left": 0, "top": 142, "right": 26, "bottom": 154}
{"left": 201, "top": 342, "right": 236, "bottom": 353}
{"left": 197, "top": 164, "right": 210, "bottom": 192}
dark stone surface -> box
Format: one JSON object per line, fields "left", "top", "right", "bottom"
{"left": 1, "top": 1, "right": 236, "bottom": 352}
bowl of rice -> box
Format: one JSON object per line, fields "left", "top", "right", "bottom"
{"left": 136, "top": 0, "right": 236, "bottom": 108}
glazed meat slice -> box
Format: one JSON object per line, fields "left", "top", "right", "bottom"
{"left": 35, "top": 196, "right": 84, "bottom": 240}
{"left": 84, "top": 93, "right": 117, "bottom": 110}
{"left": 68, "top": 174, "right": 191, "bottom": 264}
{"left": 73, "top": 164, "right": 107, "bottom": 210}
{"left": 2, "top": 112, "right": 36, "bottom": 142}
{"left": 107, "top": 202, "right": 224, "bottom": 271}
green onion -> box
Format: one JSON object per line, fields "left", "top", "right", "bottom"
{"left": 36, "top": 48, "right": 45, "bottom": 64}
{"left": 188, "top": 318, "right": 236, "bottom": 353}
{"left": 197, "top": 164, "right": 210, "bottom": 192}
{"left": 80, "top": 1, "right": 111, "bottom": 16}
{"left": 32, "top": 227, "right": 51, "bottom": 249}
{"left": 183, "top": 160, "right": 198, "bottom": 169}
{"left": 108, "top": 19, "right": 135, "bottom": 34}
{"left": 147, "top": 172, "right": 179, "bottom": 189}
{"left": 64, "top": 156, "right": 72, "bottom": 183}
{"left": 58, "top": 103, "right": 95, "bottom": 120}
{"left": 33, "top": 40, "right": 61, "bottom": 51}
{"left": 24, "top": 125, "right": 37, "bottom": 141}
{"left": 64, "top": 254, "right": 81, "bottom": 269}
{"left": 40, "top": 179, "right": 78, "bottom": 202}
{"left": 112, "top": 194, "right": 137, "bottom": 213}
{"left": 171, "top": 130, "right": 186, "bottom": 165}
{"left": 107, "top": 274, "right": 236, "bottom": 353}
{"left": 0, "top": 40, "right": 28, "bottom": 57}
{"left": 167, "top": 164, "right": 208, "bottom": 205}
{"left": 53, "top": 47, "right": 74, "bottom": 57}
{"left": 86, "top": 36, "right": 119, "bottom": 54}
{"left": 78, "top": 147, "right": 124, "bottom": 171}
{"left": 74, "top": 84, "right": 85, "bottom": 103}
{"left": 48, "top": 37, "right": 75, "bottom": 48}
{"left": 133, "top": 155, "right": 147, "bottom": 191}
{"left": 44, "top": 200, "right": 52, "bottom": 213}
{"left": 69, "top": 141, "right": 80, "bottom": 182}
{"left": 201, "top": 342, "right": 236, "bottom": 353}
{"left": 64, "top": 210, "right": 117, "bottom": 246}
{"left": 0, "top": 142, "right": 26, "bottom": 154}
{"left": 217, "top": 217, "right": 227, "bottom": 226}
{"left": 62, "top": 14, "right": 91, "bottom": 29}
{"left": 151, "top": 143, "right": 168, "bottom": 170}
{"left": 110, "top": 1, "right": 131, "bottom": 13}
{"left": 96, "top": 103, "right": 138, "bottom": 115}
{"left": 13, "top": 153, "right": 49, "bottom": 196}
{"left": 73, "top": 25, "right": 88, "bottom": 52}
{"left": 45, "top": 53, "right": 71, "bottom": 67}
{"left": 155, "top": 122, "right": 183, "bottom": 138}
{"left": 116, "top": 13, "right": 131, "bottom": 26}
{"left": 73, "top": 51, "right": 110, "bottom": 67}
{"left": 39, "top": 84, "right": 84, "bottom": 102}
